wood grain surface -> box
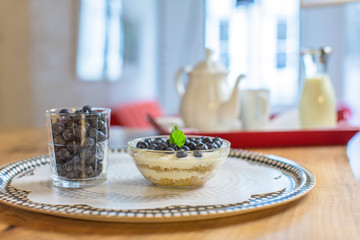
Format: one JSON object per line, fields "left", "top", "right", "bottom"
{"left": 0, "top": 127, "right": 359, "bottom": 240}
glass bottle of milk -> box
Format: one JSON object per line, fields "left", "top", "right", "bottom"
{"left": 299, "top": 47, "right": 336, "bottom": 129}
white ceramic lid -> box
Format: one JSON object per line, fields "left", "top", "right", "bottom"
{"left": 191, "top": 49, "right": 227, "bottom": 74}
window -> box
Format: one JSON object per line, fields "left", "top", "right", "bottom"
{"left": 205, "top": 0, "right": 300, "bottom": 108}
{"left": 76, "top": 0, "right": 123, "bottom": 82}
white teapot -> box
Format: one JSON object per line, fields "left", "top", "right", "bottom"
{"left": 175, "top": 49, "right": 244, "bottom": 132}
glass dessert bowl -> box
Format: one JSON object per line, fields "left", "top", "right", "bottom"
{"left": 127, "top": 135, "right": 231, "bottom": 188}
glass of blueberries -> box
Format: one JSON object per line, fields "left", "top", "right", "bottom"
{"left": 45, "top": 105, "right": 110, "bottom": 188}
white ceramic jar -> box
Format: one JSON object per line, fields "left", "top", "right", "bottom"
{"left": 299, "top": 47, "right": 336, "bottom": 129}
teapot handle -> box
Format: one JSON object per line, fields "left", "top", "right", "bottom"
{"left": 175, "top": 66, "right": 192, "bottom": 96}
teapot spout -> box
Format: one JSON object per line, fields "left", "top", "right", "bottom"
{"left": 218, "top": 74, "right": 245, "bottom": 129}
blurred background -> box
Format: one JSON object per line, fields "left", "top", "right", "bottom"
{"left": 0, "top": 0, "right": 359, "bottom": 127}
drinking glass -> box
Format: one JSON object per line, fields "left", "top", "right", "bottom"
{"left": 45, "top": 107, "right": 110, "bottom": 188}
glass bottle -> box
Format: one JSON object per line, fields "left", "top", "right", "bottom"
{"left": 299, "top": 47, "right": 336, "bottom": 129}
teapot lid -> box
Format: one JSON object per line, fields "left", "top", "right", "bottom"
{"left": 192, "top": 49, "right": 227, "bottom": 74}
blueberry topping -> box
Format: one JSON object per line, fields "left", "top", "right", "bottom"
{"left": 144, "top": 138, "right": 152, "bottom": 145}
{"left": 201, "top": 137, "right": 212, "bottom": 143}
{"left": 214, "top": 137, "right": 223, "bottom": 144}
{"left": 180, "top": 145, "right": 190, "bottom": 151}
{"left": 168, "top": 143, "right": 179, "bottom": 150}
{"left": 134, "top": 136, "right": 225, "bottom": 159}
{"left": 136, "top": 141, "right": 148, "bottom": 149}
{"left": 148, "top": 144, "right": 157, "bottom": 150}
{"left": 213, "top": 140, "right": 222, "bottom": 148}
{"left": 176, "top": 150, "right": 188, "bottom": 158}
{"left": 194, "top": 151, "right": 202, "bottom": 158}
{"left": 206, "top": 142, "right": 217, "bottom": 149}
{"left": 195, "top": 143, "right": 208, "bottom": 150}
{"left": 156, "top": 142, "right": 167, "bottom": 150}
{"left": 187, "top": 142, "right": 197, "bottom": 150}
{"left": 165, "top": 147, "right": 175, "bottom": 152}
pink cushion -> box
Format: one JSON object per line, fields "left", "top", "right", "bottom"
{"left": 111, "top": 100, "right": 164, "bottom": 128}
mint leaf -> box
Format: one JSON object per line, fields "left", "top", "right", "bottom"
{"left": 169, "top": 125, "right": 177, "bottom": 144}
{"left": 169, "top": 125, "right": 186, "bottom": 148}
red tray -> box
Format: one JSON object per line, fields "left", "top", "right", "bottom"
{"left": 147, "top": 114, "right": 359, "bottom": 148}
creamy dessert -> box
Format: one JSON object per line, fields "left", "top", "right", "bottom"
{"left": 128, "top": 135, "right": 230, "bottom": 187}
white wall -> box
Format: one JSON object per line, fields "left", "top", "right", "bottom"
{"left": 0, "top": 0, "right": 158, "bottom": 127}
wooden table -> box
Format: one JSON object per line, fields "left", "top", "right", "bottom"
{"left": 0, "top": 127, "right": 359, "bottom": 240}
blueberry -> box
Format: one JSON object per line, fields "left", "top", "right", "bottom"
{"left": 196, "top": 143, "right": 208, "bottom": 150}
{"left": 87, "top": 115, "right": 99, "bottom": 128}
{"left": 156, "top": 142, "right": 167, "bottom": 150}
{"left": 148, "top": 144, "right": 157, "bottom": 150}
{"left": 80, "top": 148, "right": 92, "bottom": 160}
{"left": 206, "top": 142, "right": 217, "bottom": 149}
{"left": 144, "top": 138, "right": 152, "bottom": 145}
{"left": 89, "top": 128, "right": 106, "bottom": 141}
{"left": 85, "top": 165, "right": 94, "bottom": 176}
{"left": 73, "top": 161, "right": 83, "bottom": 172}
{"left": 154, "top": 138, "right": 165, "bottom": 144}
{"left": 59, "top": 115, "right": 70, "bottom": 124}
{"left": 87, "top": 156, "right": 96, "bottom": 165}
{"left": 62, "top": 128, "right": 74, "bottom": 142}
{"left": 89, "top": 128, "right": 97, "bottom": 138}
{"left": 213, "top": 140, "right": 222, "bottom": 148}
{"left": 97, "top": 120, "right": 105, "bottom": 130}
{"left": 168, "top": 143, "right": 178, "bottom": 150}
{"left": 64, "top": 161, "right": 73, "bottom": 172}
{"left": 136, "top": 141, "right": 148, "bottom": 149}
{"left": 176, "top": 150, "right": 188, "bottom": 158}
{"left": 59, "top": 108, "right": 71, "bottom": 114}
{"left": 184, "top": 138, "right": 190, "bottom": 145}
{"left": 54, "top": 135, "right": 67, "bottom": 145}
{"left": 74, "top": 110, "right": 84, "bottom": 123}
{"left": 201, "top": 137, "right": 212, "bottom": 143}
{"left": 66, "top": 120, "right": 76, "bottom": 129}
{"left": 57, "top": 148, "right": 71, "bottom": 160}
{"left": 187, "top": 142, "right": 196, "bottom": 150}
{"left": 52, "top": 122, "right": 65, "bottom": 134}
{"left": 180, "top": 145, "right": 190, "bottom": 151}
{"left": 214, "top": 137, "right": 223, "bottom": 144}
{"left": 82, "top": 105, "right": 92, "bottom": 113}
{"left": 165, "top": 147, "right": 175, "bottom": 152}
{"left": 72, "top": 155, "right": 81, "bottom": 164}
{"left": 67, "top": 143, "right": 80, "bottom": 153}
{"left": 74, "top": 125, "right": 87, "bottom": 139}
{"left": 83, "top": 137, "right": 95, "bottom": 147}
{"left": 194, "top": 151, "right": 202, "bottom": 158}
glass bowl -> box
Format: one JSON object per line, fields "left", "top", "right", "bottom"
{"left": 127, "top": 135, "right": 231, "bottom": 188}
